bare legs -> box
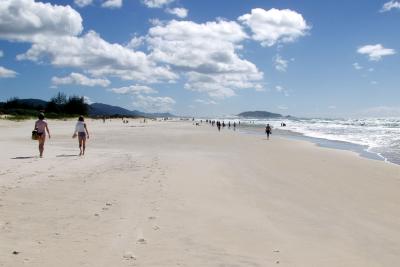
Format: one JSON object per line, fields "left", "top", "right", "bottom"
{"left": 38, "top": 136, "right": 45, "bottom": 157}
{"left": 78, "top": 136, "right": 86, "bottom": 156}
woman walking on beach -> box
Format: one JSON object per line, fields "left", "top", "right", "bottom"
{"left": 73, "top": 116, "right": 90, "bottom": 156}
{"left": 34, "top": 113, "right": 51, "bottom": 158}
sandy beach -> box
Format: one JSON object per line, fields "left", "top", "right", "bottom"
{"left": 0, "top": 119, "right": 399, "bottom": 267}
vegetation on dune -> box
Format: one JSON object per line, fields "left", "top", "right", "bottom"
{"left": 0, "top": 92, "right": 88, "bottom": 120}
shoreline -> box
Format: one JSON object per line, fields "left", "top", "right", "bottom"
{"left": 209, "top": 121, "right": 395, "bottom": 165}
{"left": 237, "top": 125, "right": 389, "bottom": 164}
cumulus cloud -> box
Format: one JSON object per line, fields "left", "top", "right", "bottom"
{"left": 165, "top": 7, "right": 188, "bottom": 18}
{"left": 17, "top": 31, "right": 177, "bottom": 83}
{"left": 274, "top": 54, "right": 288, "bottom": 72}
{"left": 101, "top": 0, "right": 123, "bottom": 9}
{"left": 142, "top": 0, "right": 174, "bottom": 8}
{"left": 357, "top": 44, "right": 396, "bottom": 61}
{"left": 74, "top": 0, "right": 93, "bottom": 7}
{"left": 147, "top": 19, "right": 263, "bottom": 98}
{"left": 126, "top": 36, "right": 145, "bottom": 49}
{"left": 133, "top": 94, "right": 176, "bottom": 112}
{"left": 110, "top": 85, "right": 157, "bottom": 94}
{"left": 52, "top": 72, "right": 110, "bottom": 87}
{"left": 353, "top": 62, "right": 363, "bottom": 70}
{"left": 195, "top": 99, "right": 217, "bottom": 105}
{"left": 0, "top": 0, "right": 83, "bottom": 42}
{"left": 238, "top": 8, "right": 310, "bottom": 47}
{"left": 0, "top": 66, "right": 18, "bottom": 78}
{"left": 381, "top": 1, "right": 400, "bottom": 12}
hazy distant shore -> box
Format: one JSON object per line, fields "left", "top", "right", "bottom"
{"left": 1, "top": 119, "right": 400, "bottom": 266}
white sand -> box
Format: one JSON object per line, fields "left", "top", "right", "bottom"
{"left": 0, "top": 119, "right": 399, "bottom": 266}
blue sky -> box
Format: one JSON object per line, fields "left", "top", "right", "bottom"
{"left": 0, "top": 0, "right": 399, "bottom": 117}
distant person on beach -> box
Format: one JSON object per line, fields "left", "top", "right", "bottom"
{"left": 265, "top": 124, "right": 272, "bottom": 140}
{"left": 73, "top": 116, "right": 90, "bottom": 156}
{"left": 34, "top": 113, "right": 51, "bottom": 158}
{"left": 217, "top": 121, "right": 221, "bottom": 131}
{"left": 233, "top": 122, "right": 236, "bottom": 130}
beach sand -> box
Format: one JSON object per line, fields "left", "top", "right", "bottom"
{"left": 0, "top": 119, "right": 399, "bottom": 266}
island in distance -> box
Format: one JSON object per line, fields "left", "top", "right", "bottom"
{"left": 237, "top": 111, "right": 290, "bottom": 118}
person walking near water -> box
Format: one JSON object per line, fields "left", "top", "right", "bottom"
{"left": 73, "top": 116, "right": 90, "bottom": 156}
{"left": 34, "top": 113, "right": 51, "bottom": 158}
{"left": 265, "top": 124, "right": 272, "bottom": 140}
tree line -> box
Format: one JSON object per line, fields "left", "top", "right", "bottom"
{"left": 0, "top": 93, "right": 89, "bottom": 118}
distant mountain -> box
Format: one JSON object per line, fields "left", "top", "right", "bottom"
{"left": 89, "top": 103, "right": 174, "bottom": 118}
{"left": 238, "top": 111, "right": 283, "bottom": 118}
{"left": 89, "top": 103, "right": 136, "bottom": 116}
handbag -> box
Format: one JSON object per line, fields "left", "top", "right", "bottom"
{"left": 32, "top": 129, "right": 39, "bottom": 140}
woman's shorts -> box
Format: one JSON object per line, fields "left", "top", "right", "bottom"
{"left": 78, "top": 132, "right": 86, "bottom": 138}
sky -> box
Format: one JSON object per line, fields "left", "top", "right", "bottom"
{"left": 0, "top": 0, "right": 399, "bottom": 118}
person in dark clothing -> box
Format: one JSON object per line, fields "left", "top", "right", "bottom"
{"left": 265, "top": 124, "right": 272, "bottom": 140}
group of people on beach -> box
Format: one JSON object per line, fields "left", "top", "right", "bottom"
{"left": 33, "top": 113, "right": 90, "bottom": 158}
{"left": 202, "top": 119, "right": 274, "bottom": 139}
{"left": 205, "top": 119, "right": 238, "bottom": 132}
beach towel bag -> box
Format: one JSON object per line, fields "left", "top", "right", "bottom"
{"left": 32, "top": 129, "right": 39, "bottom": 140}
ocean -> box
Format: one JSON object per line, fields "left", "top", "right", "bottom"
{"left": 205, "top": 117, "right": 400, "bottom": 165}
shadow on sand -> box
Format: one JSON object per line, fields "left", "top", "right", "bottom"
{"left": 56, "top": 154, "right": 79, "bottom": 158}
{"left": 11, "top": 156, "right": 37, "bottom": 159}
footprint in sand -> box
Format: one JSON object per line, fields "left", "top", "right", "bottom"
{"left": 136, "top": 229, "right": 147, "bottom": 244}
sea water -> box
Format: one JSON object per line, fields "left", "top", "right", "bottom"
{"left": 206, "top": 117, "right": 400, "bottom": 165}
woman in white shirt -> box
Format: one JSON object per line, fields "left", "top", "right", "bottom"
{"left": 73, "top": 116, "right": 90, "bottom": 156}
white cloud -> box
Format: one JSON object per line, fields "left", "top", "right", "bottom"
{"left": 328, "top": 105, "right": 336, "bottom": 109}
{"left": 0, "top": 0, "right": 83, "bottom": 43}
{"left": 133, "top": 94, "right": 175, "bottom": 112}
{"left": 370, "top": 80, "right": 378, "bottom": 85}
{"left": 83, "top": 96, "right": 93, "bottom": 104}
{"left": 165, "top": 7, "right": 188, "bottom": 18}
{"left": 142, "top": 0, "right": 175, "bottom": 8}
{"left": 195, "top": 99, "right": 217, "bottom": 105}
{"left": 381, "top": 1, "right": 400, "bottom": 12}
{"left": 0, "top": 50, "right": 3, "bottom": 57}
{"left": 74, "top": 0, "right": 93, "bottom": 8}
{"left": 52, "top": 72, "right": 110, "bottom": 87}
{"left": 126, "top": 36, "right": 145, "bottom": 49}
{"left": 275, "top": 85, "right": 289, "bottom": 96}
{"left": 274, "top": 54, "right": 288, "bottom": 72}
{"left": 102, "top": 0, "right": 123, "bottom": 9}
{"left": 353, "top": 62, "right": 363, "bottom": 70}
{"left": 147, "top": 19, "right": 263, "bottom": 98}
{"left": 110, "top": 85, "right": 157, "bottom": 94}
{"left": 0, "top": 66, "right": 17, "bottom": 78}
{"left": 238, "top": 8, "right": 310, "bottom": 47}
{"left": 17, "top": 31, "right": 177, "bottom": 83}
{"left": 357, "top": 44, "right": 396, "bottom": 61}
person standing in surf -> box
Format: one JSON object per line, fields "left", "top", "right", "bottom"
{"left": 34, "top": 113, "right": 51, "bottom": 158}
{"left": 265, "top": 124, "right": 272, "bottom": 140}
